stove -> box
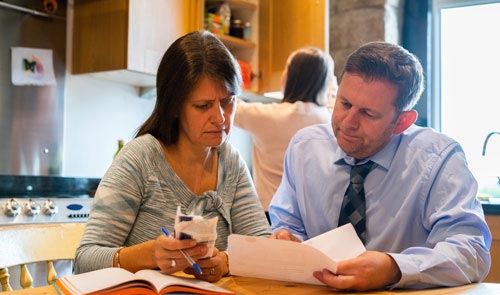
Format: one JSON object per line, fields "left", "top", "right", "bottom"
{"left": 0, "top": 196, "right": 93, "bottom": 225}
{"left": 0, "top": 176, "right": 99, "bottom": 289}
{"left": 0, "top": 196, "right": 94, "bottom": 289}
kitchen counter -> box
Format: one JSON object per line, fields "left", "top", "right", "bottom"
{"left": 483, "top": 204, "right": 500, "bottom": 215}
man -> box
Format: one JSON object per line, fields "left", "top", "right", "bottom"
{"left": 268, "top": 41, "right": 491, "bottom": 291}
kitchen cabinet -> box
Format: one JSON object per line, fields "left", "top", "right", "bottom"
{"left": 258, "top": 0, "right": 328, "bottom": 93}
{"left": 72, "top": 0, "right": 328, "bottom": 92}
{"left": 72, "top": 0, "right": 202, "bottom": 87}
{"left": 204, "top": 0, "right": 259, "bottom": 92}
{"left": 204, "top": 0, "right": 328, "bottom": 94}
{"left": 485, "top": 214, "right": 500, "bottom": 282}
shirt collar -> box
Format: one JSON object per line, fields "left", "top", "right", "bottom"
{"left": 334, "top": 134, "right": 402, "bottom": 170}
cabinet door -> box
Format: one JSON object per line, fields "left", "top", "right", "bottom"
{"left": 259, "top": 0, "right": 328, "bottom": 93}
{"left": 73, "top": 0, "right": 202, "bottom": 79}
{"left": 128, "top": 0, "right": 203, "bottom": 74}
{"left": 485, "top": 215, "right": 500, "bottom": 282}
{"left": 72, "top": 0, "right": 129, "bottom": 74}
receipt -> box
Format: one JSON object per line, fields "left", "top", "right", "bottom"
{"left": 174, "top": 206, "right": 218, "bottom": 258}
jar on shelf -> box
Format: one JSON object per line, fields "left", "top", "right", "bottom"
{"left": 243, "top": 21, "right": 252, "bottom": 41}
{"left": 230, "top": 19, "right": 244, "bottom": 39}
{"left": 219, "top": 3, "right": 231, "bottom": 35}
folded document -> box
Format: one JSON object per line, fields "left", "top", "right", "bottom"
{"left": 227, "top": 224, "right": 366, "bottom": 285}
{"left": 174, "top": 206, "right": 218, "bottom": 259}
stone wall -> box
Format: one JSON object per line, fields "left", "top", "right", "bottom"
{"left": 329, "top": 0, "right": 406, "bottom": 79}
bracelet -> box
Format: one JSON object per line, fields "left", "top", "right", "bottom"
{"left": 114, "top": 247, "right": 124, "bottom": 268}
{"left": 222, "top": 251, "right": 231, "bottom": 277}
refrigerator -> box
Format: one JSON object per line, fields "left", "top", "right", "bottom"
{"left": 0, "top": 0, "right": 66, "bottom": 177}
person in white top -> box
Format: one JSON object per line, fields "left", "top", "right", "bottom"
{"left": 234, "top": 47, "right": 338, "bottom": 219}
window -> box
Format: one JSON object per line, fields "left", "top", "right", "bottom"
{"left": 432, "top": 0, "right": 500, "bottom": 204}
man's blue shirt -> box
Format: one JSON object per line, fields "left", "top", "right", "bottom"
{"left": 269, "top": 123, "right": 491, "bottom": 289}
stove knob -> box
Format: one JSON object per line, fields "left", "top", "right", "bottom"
{"left": 23, "top": 199, "right": 41, "bottom": 216}
{"left": 42, "top": 199, "right": 58, "bottom": 216}
{"left": 3, "top": 199, "right": 21, "bottom": 217}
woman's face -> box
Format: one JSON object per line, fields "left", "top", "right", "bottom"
{"left": 178, "top": 77, "right": 235, "bottom": 150}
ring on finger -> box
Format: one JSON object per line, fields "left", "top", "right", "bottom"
{"left": 209, "top": 267, "right": 216, "bottom": 275}
{"left": 170, "top": 259, "right": 176, "bottom": 268}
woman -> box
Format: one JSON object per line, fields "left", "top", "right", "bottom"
{"left": 74, "top": 31, "right": 271, "bottom": 282}
{"left": 234, "top": 47, "right": 337, "bottom": 218}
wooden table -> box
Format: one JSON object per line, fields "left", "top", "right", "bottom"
{"left": 3, "top": 276, "right": 500, "bottom": 295}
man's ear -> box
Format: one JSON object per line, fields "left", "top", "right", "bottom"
{"left": 393, "top": 110, "right": 418, "bottom": 134}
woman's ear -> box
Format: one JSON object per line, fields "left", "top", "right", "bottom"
{"left": 393, "top": 110, "right": 418, "bottom": 134}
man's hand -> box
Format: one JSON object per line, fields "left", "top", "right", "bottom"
{"left": 313, "top": 250, "right": 402, "bottom": 291}
{"left": 269, "top": 229, "right": 301, "bottom": 242}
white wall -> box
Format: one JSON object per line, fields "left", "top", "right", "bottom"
{"left": 63, "top": 75, "right": 155, "bottom": 177}
{"left": 62, "top": 73, "right": 252, "bottom": 178}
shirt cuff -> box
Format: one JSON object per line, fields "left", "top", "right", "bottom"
{"left": 387, "top": 253, "right": 421, "bottom": 289}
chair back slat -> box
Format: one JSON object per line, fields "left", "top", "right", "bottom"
{"left": 0, "top": 269, "right": 12, "bottom": 291}
{"left": 19, "top": 265, "right": 32, "bottom": 289}
{"left": 0, "top": 223, "right": 85, "bottom": 292}
{"left": 47, "top": 261, "right": 58, "bottom": 285}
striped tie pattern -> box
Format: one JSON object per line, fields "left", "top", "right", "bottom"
{"left": 338, "top": 161, "right": 377, "bottom": 243}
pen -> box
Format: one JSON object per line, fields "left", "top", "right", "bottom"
{"left": 161, "top": 227, "right": 203, "bottom": 274}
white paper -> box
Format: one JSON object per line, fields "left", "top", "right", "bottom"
{"left": 11, "top": 47, "right": 56, "bottom": 86}
{"left": 302, "top": 223, "right": 366, "bottom": 261}
{"left": 174, "top": 207, "right": 218, "bottom": 258}
{"left": 228, "top": 224, "right": 366, "bottom": 285}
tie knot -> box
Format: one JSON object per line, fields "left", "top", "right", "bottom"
{"left": 350, "top": 161, "right": 376, "bottom": 184}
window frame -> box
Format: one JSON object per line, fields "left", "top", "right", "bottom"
{"left": 431, "top": 0, "right": 500, "bottom": 212}
{"left": 431, "top": 0, "right": 500, "bottom": 129}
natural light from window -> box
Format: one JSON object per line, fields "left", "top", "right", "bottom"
{"left": 437, "top": 1, "right": 500, "bottom": 202}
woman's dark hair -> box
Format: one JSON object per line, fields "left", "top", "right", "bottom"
{"left": 282, "top": 47, "right": 334, "bottom": 106}
{"left": 342, "top": 41, "right": 424, "bottom": 113}
{"left": 136, "top": 31, "right": 242, "bottom": 144}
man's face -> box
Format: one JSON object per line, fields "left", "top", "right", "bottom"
{"left": 332, "top": 73, "right": 401, "bottom": 160}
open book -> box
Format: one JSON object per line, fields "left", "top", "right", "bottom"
{"left": 54, "top": 267, "right": 235, "bottom": 295}
{"left": 228, "top": 223, "right": 366, "bottom": 285}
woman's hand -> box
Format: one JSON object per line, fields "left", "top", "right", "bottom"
{"left": 184, "top": 248, "right": 229, "bottom": 282}
{"left": 153, "top": 234, "right": 208, "bottom": 274}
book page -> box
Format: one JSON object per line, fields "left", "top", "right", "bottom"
{"left": 57, "top": 268, "right": 234, "bottom": 295}
{"left": 135, "top": 269, "right": 234, "bottom": 294}
{"left": 228, "top": 224, "right": 366, "bottom": 285}
{"left": 57, "top": 267, "right": 152, "bottom": 294}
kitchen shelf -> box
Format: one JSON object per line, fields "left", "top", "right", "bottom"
{"left": 206, "top": 0, "right": 257, "bottom": 11}
{"left": 204, "top": 0, "right": 259, "bottom": 92}
{"left": 216, "top": 34, "right": 256, "bottom": 50}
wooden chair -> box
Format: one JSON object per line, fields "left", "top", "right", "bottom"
{"left": 0, "top": 223, "right": 85, "bottom": 292}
